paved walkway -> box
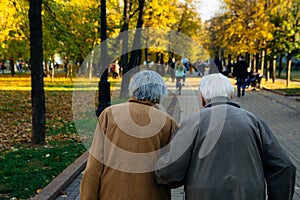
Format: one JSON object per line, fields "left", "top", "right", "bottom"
{"left": 54, "top": 74, "right": 299, "bottom": 200}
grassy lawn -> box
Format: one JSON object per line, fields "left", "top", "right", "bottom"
{"left": 0, "top": 141, "right": 86, "bottom": 199}
{"left": 0, "top": 73, "right": 124, "bottom": 199}
{"left": 261, "top": 75, "right": 300, "bottom": 95}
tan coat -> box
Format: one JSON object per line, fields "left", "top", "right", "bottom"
{"left": 80, "top": 97, "right": 178, "bottom": 200}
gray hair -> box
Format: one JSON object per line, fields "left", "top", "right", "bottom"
{"left": 129, "top": 70, "right": 167, "bottom": 103}
{"left": 199, "top": 73, "right": 234, "bottom": 101}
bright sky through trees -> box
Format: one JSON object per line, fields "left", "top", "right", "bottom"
{"left": 199, "top": 0, "right": 221, "bottom": 21}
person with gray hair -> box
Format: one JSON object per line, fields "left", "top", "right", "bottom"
{"left": 81, "top": 70, "right": 178, "bottom": 200}
{"left": 129, "top": 69, "right": 167, "bottom": 103}
{"left": 155, "top": 73, "right": 296, "bottom": 200}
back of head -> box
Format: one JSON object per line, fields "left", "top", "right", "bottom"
{"left": 176, "top": 61, "right": 183, "bottom": 71}
{"left": 199, "top": 73, "right": 234, "bottom": 102}
{"left": 129, "top": 70, "right": 167, "bottom": 104}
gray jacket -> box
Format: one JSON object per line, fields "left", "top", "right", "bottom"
{"left": 155, "top": 97, "right": 296, "bottom": 200}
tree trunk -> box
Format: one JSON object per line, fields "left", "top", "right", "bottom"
{"left": 266, "top": 60, "right": 270, "bottom": 82}
{"left": 45, "top": 61, "right": 50, "bottom": 77}
{"left": 89, "top": 50, "right": 94, "bottom": 80}
{"left": 51, "top": 56, "right": 55, "bottom": 83}
{"left": 10, "top": 59, "right": 15, "bottom": 76}
{"left": 272, "top": 55, "right": 276, "bottom": 83}
{"left": 120, "top": 0, "right": 145, "bottom": 98}
{"left": 64, "top": 57, "right": 69, "bottom": 78}
{"left": 255, "top": 53, "right": 259, "bottom": 72}
{"left": 246, "top": 52, "right": 250, "bottom": 66}
{"left": 96, "top": 0, "right": 111, "bottom": 117}
{"left": 29, "top": 0, "right": 46, "bottom": 145}
{"left": 261, "top": 49, "right": 266, "bottom": 80}
{"left": 286, "top": 53, "right": 291, "bottom": 87}
{"left": 128, "top": 0, "right": 145, "bottom": 68}
{"left": 68, "top": 64, "right": 73, "bottom": 81}
{"left": 221, "top": 49, "right": 226, "bottom": 67}
{"left": 144, "top": 47, "right": 148, "bottom": 64}
{"left": 278, "top": 53, "right": 283, "bottom": 77}
{"left": 120, "top": 0, "right": 130, "bottom": 98}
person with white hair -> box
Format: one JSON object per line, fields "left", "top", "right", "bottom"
{"left": 155, "top": 73, "right": 296, "bottom": 200}
{"left": 81, "top": 70, "right": 178, "bottom": 200}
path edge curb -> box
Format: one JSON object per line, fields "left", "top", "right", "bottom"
{"left": 31, "top": 151, "right": 88, "bottom": 200}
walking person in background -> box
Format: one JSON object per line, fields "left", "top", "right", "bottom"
{"left": 181, "top": 57, "right": 189, "bottom": 72}
{"left": 169, "top": 57, "right": 176, "bottom": 82}
{"left": 175, "top": 61, "right": 185, "bottom": 95}
{"left": 233, "top": 55, "right": 248, "bottom": 97}
{"left": 155, "top": 73, "right": 296, "bottom": 200}
{"left": 114, "top": 60, "right": 120, "bottom": 79}
{"left": 80, "top": 70, "right": 178, "bottom": 200}
{"left": 197, "top": 61, "right": 206, "bottom": 77}
{"left": 0, "top": 61, "right": 6, "bottom": 74}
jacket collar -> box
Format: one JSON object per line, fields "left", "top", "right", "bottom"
{"left": 128, "top": 97, "right": 158, "bottom": 107}
{"left": 205, "top": 97, "right": 240, "bottom": 108}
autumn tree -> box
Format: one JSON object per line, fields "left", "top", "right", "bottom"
{"left": 0, "top": 0, "right": 30, "bottom": 62}
{"left": 268, "top": 0, "right": 300, "bottom": 86}
{"left": 120, "top": 0, "right": 146, "bottom": 98}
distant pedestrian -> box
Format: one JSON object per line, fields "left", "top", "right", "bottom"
{"left": 64, "top": 63, "right": 68, "bottom": 78}
{"left": 80, "top": 70, "right": 178, "bottom": 200}
{"left": 155, "top": 73, "right": 296, "bottom": 200}
{"left": 197, "top": 61, "right": 206, "bottom": 77}
{"left": 169, "top": 57, "right": 176, "bottom": 82}
{"left": 175, "top": 61, "right": 185, "bottom": 95}
{"left": 233, "top": 55, "right": 248, "bottom": 97}
{"left": 0, "top": 61, "right": 6, "bottom": 74}
{"left": 181, "top": 57, "right": 189, "bottom": 72}
{"left": 110, "top": 61, "right": 119, "bottom": 79}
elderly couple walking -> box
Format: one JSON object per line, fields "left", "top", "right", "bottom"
{"left": 80, "top": 70, "right": 296, "bottom": 200}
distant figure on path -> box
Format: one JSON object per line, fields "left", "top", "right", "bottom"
{"left": 233, "top": 55, "right": 248, "bottom": 97}
{"left": 169, "top": 57, "right": 176, "bottom": 82}
{"left": 0, "top": 61, "right": 6, "bottom": 74}
{"left": 156, "top": 73, "right": 296, "bottom": 200}
{"left": 175, "top": 61, "right": 185, "bottom": 95}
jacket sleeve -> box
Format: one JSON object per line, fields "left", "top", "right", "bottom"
{"left": 80, "top": 117, "right": 107, "bottom": 200}
{"left": 258, "top": 120, "right": 296, "bottom": 200}
{"left": 155, "top": 113, "right": 199, "bottom": 188}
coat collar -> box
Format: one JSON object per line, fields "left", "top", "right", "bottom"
{"left": 128, "top": 97, "right": 158, "bottom": 107}
{"left": 205, "top": 97, "right": 240, "bottom": 108}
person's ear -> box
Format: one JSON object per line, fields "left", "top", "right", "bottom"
{"left": 200, "top": 93, "right": 206, "bottom": 108}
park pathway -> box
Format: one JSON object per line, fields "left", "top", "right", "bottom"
{"left": 54, "top": 74, "right": 300, "bottom": 200}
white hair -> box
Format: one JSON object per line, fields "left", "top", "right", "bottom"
{"left": 199, "top": 73, "right": 234, "bottom": 101}
{"left": 129, "top": 70, "right": 167, "bottom": 103}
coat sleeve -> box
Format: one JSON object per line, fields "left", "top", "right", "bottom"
{"left": 155, "top": 113, "right": 199, "bottom": 188}
{"left": 80, "top": 114, "right": 107, "bottom": 200}
{"left": 258, "top": 120, "right": 296, "bottom": 200}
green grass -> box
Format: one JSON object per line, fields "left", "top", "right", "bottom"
{"left": 0, "top": 141, "right": 85, "bottom": 199}
{"left": 0, "top": 72, "right": 165, "bottom": 199}
{"left": 275, "top": 88, "right": 300, "bottom": 95}
{"left": 46, "top": 121, "right": 77, "bottom": 136}
{"left": 0, "top": 74, "right": 128, "bottom": 199}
